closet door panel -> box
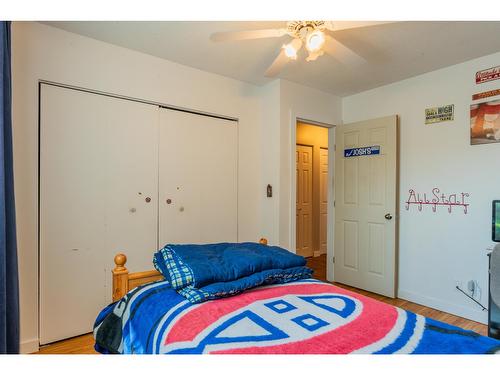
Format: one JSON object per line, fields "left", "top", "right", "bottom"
{"left": 40, "top": 85, "right": 158, "bottom": 344}
{"left": 158, "top": 109, "right": 238, "bottom": 246}
{"left": 40, "top": 85, "right": 107, "bottom": 345}
{"left": 104, "top": 97, "right": 159, "bottom": 277}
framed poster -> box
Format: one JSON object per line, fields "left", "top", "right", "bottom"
{"left": 425, "top": 104, "right": 454, "bottom": 125}
{"left": 470, "top": 100, "right": 500, "bottom": 145}
{"left": 472, "top": 89, "right": 500, "bottom": 101}
{"left": 476, "top": 66, "right": 500, "bottom": 84}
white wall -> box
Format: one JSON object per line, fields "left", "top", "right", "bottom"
{"left": 12, "top": 21, "right": 265, "bottom": 353}
{"left": 279, "top": 80, "right": 342, "bottom": 252}
{"left": 259, "top": 80, "right": 281, "bottom": 245}
{"left": 279, "top": 81, "right": 342, "bottom": 285}
{"left": 343, "top": 51, "right": 500, "bottom": 324}
{"left": 12, "top": 21, "right": 343, "bottom": 353}
{"left": 14, "top": 19, "right": 496, "bottom": 351}
{"left": 259, "top": 80, "right": 342, "bottom": 255}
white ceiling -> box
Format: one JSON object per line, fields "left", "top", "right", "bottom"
{"left": 41, "top": 21, "right": 500, "bottom": 97}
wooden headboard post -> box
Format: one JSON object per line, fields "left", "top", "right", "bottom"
{"left": 112, "top": 253, "right": 129, "bottom": 302}
{"left": 111, "top": 239, "right": 268, "bottom": 301}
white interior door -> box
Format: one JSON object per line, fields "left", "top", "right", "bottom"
{"left": 319, "top": 148, "right": 328, "bottom": 255}
{"left": 158, "top": 109, "right": 238, "bottom": 245}
{"left": 40, "top": 84, "right": 158, "bottom": 344}
{"left": 334, "top": 115, "right": 398, "bottom": 297}
{"left": 296, "top": 145, "right": 313, "bottom": 257}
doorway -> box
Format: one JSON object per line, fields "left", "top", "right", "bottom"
{"left": 296, "top": 121, "right": 329, "bottom": 281}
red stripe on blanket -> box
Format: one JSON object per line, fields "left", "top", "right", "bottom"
{"left": 165, "top": 283, "right": 335, "bottom": 344}
{"left": 213, "top": 290, "right": 397, "bottom": 354}
{"left": 164, "top": 282, "right": 398, "bottom": 354}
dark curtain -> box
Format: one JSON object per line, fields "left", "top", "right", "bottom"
{"left": 0, "top": 21, "right": 19, "bottom": 354}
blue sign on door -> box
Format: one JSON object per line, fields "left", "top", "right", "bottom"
{"left": 344, "top": 146, "right": 380, "bottom": 158}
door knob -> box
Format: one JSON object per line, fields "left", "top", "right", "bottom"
{"left": 384, "top": 213, "right": 393, "bottom": 220}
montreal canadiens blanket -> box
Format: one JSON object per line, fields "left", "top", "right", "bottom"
{"left": 153, "top": 242, "right": 312, "bottom": 303}
{"left": 93, "top": 279, "right": 500, "bottom": 354}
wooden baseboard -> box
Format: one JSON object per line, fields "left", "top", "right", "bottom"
{"left": 398, "top": 289, "right": 488, "bottom": 325}
{"left": 20, "top": 338, "right": 39, "bottom": 354}
{"left": 313, "top": 250, "right": 326, "bottom": 257}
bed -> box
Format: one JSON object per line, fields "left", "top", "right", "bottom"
{"left": 93, "top": 240, "right": 500, "bottom": 354}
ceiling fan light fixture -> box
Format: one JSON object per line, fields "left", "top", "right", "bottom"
{"left": 306, "top": 29, "right": 325, "bottom": 53}
{"left": 306, "top": 50, "right": 324, "bottom": 62}
{"left": 283, "top": 42, "right": 298, "bottom": 60}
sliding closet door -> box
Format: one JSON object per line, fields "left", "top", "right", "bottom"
{"left": 40, "top": 84, "right": 158, "bottom": 344}
{"left": 158, "top": 109, "right": 238, "bottom": 246}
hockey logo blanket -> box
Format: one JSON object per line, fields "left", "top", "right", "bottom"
{"left": 93, "top": 280, "right": 500, "bottom": 354}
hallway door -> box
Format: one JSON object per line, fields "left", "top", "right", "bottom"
{"left": 296, "top": 145, "right": 313, "bottom": 257}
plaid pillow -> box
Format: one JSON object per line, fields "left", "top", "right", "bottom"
{"left": 154, "top": 245, "right": 195, "bottom": 290}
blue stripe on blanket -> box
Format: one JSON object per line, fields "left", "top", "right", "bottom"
{"left": 374, "top": 310, "right": 417, "bottom": 354}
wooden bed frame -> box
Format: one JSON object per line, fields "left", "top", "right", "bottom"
{"left": 112, "top": 238, "right": 269, "bottom": 301}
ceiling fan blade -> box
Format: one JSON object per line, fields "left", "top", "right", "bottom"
{"left": 264, "top": 38, "right": 302, "bottom": 77}
{"left": 324, "top": 21, "right": 393, "bottom": 32}
{"left": 210, "top": 28, "right": 287, "bottom": 42}
{"left": 264, "top": 50, "right": 289, "bottom": 78}
{"left": 323, "top": 35, "right": 366, "bottom": 67}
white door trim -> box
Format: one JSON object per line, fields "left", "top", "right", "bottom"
{"left": 289, "top": 112, "right": 336, "bottom": 281}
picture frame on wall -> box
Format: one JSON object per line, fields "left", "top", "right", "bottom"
{"left": 470, "top": 99, "right": 500, "bottom": 145}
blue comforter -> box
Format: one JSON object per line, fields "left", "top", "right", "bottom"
{"left": 153, "top": 242, "right": 312, "bottom": 303}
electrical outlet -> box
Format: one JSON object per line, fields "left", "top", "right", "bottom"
{"left": 455, "top": 279, "right": 487, "bottom": 310}
{"left": 475, "top": 284, "right": 482, "bottom": 301}
{"left": 461, "top": 279, "right": 482, "bottom": 301}
{"left": 467, "top": 280, "right": 475, "bottom": 296}
{"left": 470, "top": 280, "right": 482, "bottom": 300}
{"left": 470, "top": 280, "right": 481, "bottom": 300}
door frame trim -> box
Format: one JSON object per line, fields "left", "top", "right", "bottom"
{"left": 290, "top": 114, "right": 336, "bottom": 282}
{"left": 295, "top": 144, "right": 314, "bottom": 257}
{"left": 39, "top": 80, "right": 239, "bottom": 122}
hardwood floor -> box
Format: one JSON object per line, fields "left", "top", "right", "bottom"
{"left": 307, "top": 255, "right": 488, "bottom": 336}
{"left": 35, "top": 333, "right": 97, "bottom": 354}
{"left": 35, "top": 254, "right": 487, "bottom": 354}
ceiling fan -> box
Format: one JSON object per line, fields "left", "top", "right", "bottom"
{"left": 210, "top": 21, "right": 387, "bottom": 77}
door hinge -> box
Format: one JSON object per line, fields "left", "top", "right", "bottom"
{"left": 332, "top": 256, "right": 335, "bottom": 264}
{"left": 333, "top": 200, "right": 335, "bottom": 207}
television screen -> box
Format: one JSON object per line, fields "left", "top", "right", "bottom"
{"left": 494, "top": 200, "right": 500, "bottom": 242}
